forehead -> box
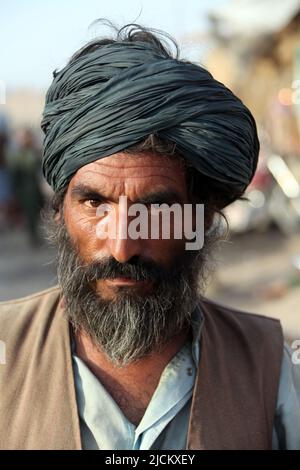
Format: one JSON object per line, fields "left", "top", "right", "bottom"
{"left": 69, "top": 151, "right": 186, "bottom": 192}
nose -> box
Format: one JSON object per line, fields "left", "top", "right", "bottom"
{"left": 107, "top": 235, "right": 144, "bottom": 264}
{"left": 105, "top": 201, "right": 145, "bottom": 264}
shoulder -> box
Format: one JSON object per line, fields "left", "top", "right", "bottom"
{"left": 0, "top": 285, "right": 61, "bottom": 308}
{"left": 198, "top": 296, "right": 283, "bottom": 351}
{"left": 200, "top": 296, "right": 281, "bottom": 327}
{"left": 0, "top": 285, "right": 61, "bottom": 324}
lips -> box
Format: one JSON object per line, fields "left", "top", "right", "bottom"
{"left": 105, "top": 277, "right": 151, "bottom": 286}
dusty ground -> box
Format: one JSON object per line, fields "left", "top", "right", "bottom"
{"left": 0, "top": 226, "right": 299, "bottom": 343}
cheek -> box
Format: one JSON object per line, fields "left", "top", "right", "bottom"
{"left": 146, "top": 237, "right": 186, "bottom": 268}
{"left": 137, "top": 211, "right": 188, "bottom": 267}
{"left": 63, "top": 203, "right": 104, "bottom": 261}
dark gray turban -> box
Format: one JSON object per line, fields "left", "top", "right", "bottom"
{"left": 41, "top": 41, "right": 259, "bottom": 197}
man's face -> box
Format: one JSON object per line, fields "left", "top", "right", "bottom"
{"left": 63, "top": 151, "right": 189, "bottom": 300}
{"left": 53, "top": 151, "right": 209, "bottom": 366}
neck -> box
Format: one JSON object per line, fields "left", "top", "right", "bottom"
{"left": 74, "top": 327, "right": 190, "bottom": 425}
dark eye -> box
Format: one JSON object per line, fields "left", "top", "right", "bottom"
{"left": 84, "top": 199, "right": 102, "bottom": 208}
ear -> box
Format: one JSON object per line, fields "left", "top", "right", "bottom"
{"left": 191, "top": 206, "right": 215, "bottom": 236}
{"left": 204, "top": 210, "right": 215, "bottom": 232}
{"left": 55, "top": 192, "right": 67, "bottom": 223}
{"left": 54, "top": 208, "right": 62, "bottom": 223}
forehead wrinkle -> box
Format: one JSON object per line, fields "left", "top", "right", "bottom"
{"left": 93, "top": 152, "right": 184, "bottom": 168}
{"left": 91, "top": 162, "right": 184, "bottom": 176}
{"left": 93, "top": 160, "right": 182, "bottom": 169}
{"left": 76, "top": 169, "right": 184, "bottom": 187}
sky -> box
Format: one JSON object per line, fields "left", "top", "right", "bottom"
{"left": 0, "top": 0, "right": 226, "bottom": 90}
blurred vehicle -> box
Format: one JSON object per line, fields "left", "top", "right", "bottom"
{"left": 225, "top": 152, "right": 300, "bottom": 235}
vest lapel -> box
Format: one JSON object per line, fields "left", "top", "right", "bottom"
{"left": 186, "top": 301, "right": 283, "bottom": 450}
{"left": 0, "top": 292, "right": 82, "bottom": 449}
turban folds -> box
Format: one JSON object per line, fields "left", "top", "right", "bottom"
{"left": 41, "top": 41, "right": 259, "bottom": 199}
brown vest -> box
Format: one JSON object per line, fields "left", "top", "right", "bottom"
{"left": 0, "top": 286, "right": 283, "bottom": 450}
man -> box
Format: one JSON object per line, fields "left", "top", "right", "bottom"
{"left": 0, "top": 24, "right": 299, "bottom": 450}
{"left": 0, "top": 123, "right": 11, "bottom": 230}
{"left": 7, "top": 128, "right": 44, "bottom": 245}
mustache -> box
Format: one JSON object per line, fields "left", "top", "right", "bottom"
{"left": 81, "top": 256, "right": 171, "bottom": 283}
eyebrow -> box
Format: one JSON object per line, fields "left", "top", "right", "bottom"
{"left": 137, "top": 190, "right": 183, "bottom": 205}
{"left": 71, "top": 183, "right": 183, "bottom": 204}
{"left": 71, "top": 184, "right": 108, "bottom": 201}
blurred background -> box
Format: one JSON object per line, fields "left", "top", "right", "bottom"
{"left": 0, "top": 0, "right": 299, "bottom": 342}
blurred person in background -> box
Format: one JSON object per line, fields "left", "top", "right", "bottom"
{"left": 0, "top": 115, "right": 13, "bottom": 231}
{"left": 7, "top": 128, "right": 44, "bottom": 245}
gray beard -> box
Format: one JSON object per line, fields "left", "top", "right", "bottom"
{"left": 49, "top": 218, "right": 214, "bottom": 367}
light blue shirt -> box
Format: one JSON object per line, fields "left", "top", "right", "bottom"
{"left": 72, "top": 309, "right": 300, "bottom": 450}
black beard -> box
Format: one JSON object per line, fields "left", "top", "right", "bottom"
{"left": 47, "top": 217, "right": 215, "bottom": 367}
